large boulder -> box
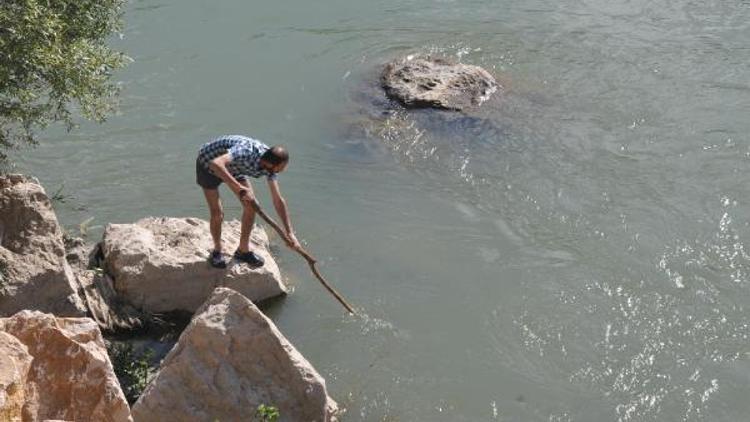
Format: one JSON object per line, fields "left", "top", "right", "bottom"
{"left": 0, "top": 174, "right": 86, "bottom": 317}
{"left": 132, "top": 287, "right": 338, "bottom": 422}
{"left": 102, "top": 217, "right": 287, "bottom": 314}
{"left": 0, "top": 310, "right": 132, "bottom": 421}
{"left": 382, "top": 55, "right": 498, "bottom": 111}
{"left": 0, "top": 331, "right": 32, "bottom": 422}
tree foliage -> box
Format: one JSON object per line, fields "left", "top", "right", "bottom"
{"left": 0, "top": 0, "right": 128, "bottom": 159}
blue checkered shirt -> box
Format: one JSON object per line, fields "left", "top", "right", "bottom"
{"left": 197, "top": 135, "right": 278, "bottom": 181}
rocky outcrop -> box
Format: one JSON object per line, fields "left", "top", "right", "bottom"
{"left": 0, "top": 331, "right": 32, "bottom": 422}
{"left": 382, "top": 56, "right": 498, "bottom": 111}
{"left": 64, "top": 237, "right": 144, "bottom": 332}
{"left": 0, "top": 174, "right": 140, "bottom": 330}
{"left": 0, "top": 310, "right": 132, "bottom": 421}
{"left": 102, "top": 217, "right": 287, "bottom": 314}
{"left": 132, "top": 287, "right": 338, "bottom": 422}
{"left": 0, "top": 174, "right": 87, "bottom": 317}
{"left": 75, "top": 270, "right": 144, "bottom": 332}
{"left": 63, "top": 235, "right": 96, "bottom": 275}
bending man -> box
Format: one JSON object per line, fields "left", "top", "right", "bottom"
{"left": 195, "top": 134, "right": 300, "bottom": 268}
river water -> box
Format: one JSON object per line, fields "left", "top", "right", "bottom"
{"left": 12, "top": 0, "right": 750, "bottom": 420}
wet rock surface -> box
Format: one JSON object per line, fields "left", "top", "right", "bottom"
{"left": 102, "top": 217, "right": 288, "bottom": 314}
{"left": 133, "top": 287, "right": 338, "bottom": 422}
{"left": 336, "top": 54, "right": 512, "bottom": 169}
{"left": 382, "top": 56, "right": 498, "bottom": 111}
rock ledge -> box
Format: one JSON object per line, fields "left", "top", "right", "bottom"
{"left": 103, "top": 217, "right": 288, "bottom": 314}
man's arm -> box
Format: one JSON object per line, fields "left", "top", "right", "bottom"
{"left": 267, "top": 178, "right": 301, "bottom": 249}
{"left": 209, "top": 154, "right": 255, "bottom": 201}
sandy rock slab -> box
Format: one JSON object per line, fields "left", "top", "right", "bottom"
{"left": 0, "top": 331, "right": 32, "bottom": 422}
{"left": 0, "top": 174, "right": 87, "bottom": 317}
{"left": 132, "top": 287, "right": 338, "bottom": 422}
{"left": 102, "top": 217, "right": 288, "bottom": 314}
{"left": 0, "top": 310, "right": 131, "bottom": 421}
{"left": 382, "top": 55, "right": 498, "bottom": 111}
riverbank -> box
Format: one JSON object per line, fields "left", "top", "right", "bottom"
{"left": 0, "top": 174, "right": 339, "bottom": 421}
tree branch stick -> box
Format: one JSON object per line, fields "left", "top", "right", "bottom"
{"left": 252, "top": 200, "right": 356, "bottom": 315}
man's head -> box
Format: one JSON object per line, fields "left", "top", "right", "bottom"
{"left": 260, "top": 145, "right": 289, "bottom": 173}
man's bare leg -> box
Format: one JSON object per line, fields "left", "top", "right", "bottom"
{"left": 202, "top": 188, "right": 224, "bottom": 252}
{"left": 238, "top": 179, "right": 255, "bottom": 253}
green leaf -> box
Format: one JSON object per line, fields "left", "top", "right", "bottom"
{"left": 0, "top": 0, "right": 128, "bottom": 160}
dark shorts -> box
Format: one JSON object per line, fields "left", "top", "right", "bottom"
{"left": 196, "top": 159, "right": 222, "bottom": 190}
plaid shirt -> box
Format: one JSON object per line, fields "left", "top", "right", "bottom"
{"left": 197, "top": 135, "right": 277, "bottom": 181}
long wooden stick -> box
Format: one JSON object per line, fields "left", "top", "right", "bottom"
{"left": 251, "top": 200, "right": 356, "bottom": 315}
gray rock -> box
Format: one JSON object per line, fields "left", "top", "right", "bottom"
{"left": 382, "top": 56, "right": 498, "bottom": 111}
{"left": 132, "top": 287, "right": 339, "bottom": 422}
{"left": 102, "top": 217, "right": 287, "bottom": 314}
{"left": 64, "top": 237, "right": 144, "bottom": 332}
{"left": 63, "top": 235, "right": 97, "bottom": 274}
{"left": 76, "top": 270, "right": 144, "bottom": 332}
{"left": 0, "top": 175, "right": 87, "bottom": 317}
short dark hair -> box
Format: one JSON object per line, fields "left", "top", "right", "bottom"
{"left": 261, "top": 145, "right": 289, "bottom": 165}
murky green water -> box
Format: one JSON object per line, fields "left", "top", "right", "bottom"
{"left": 12, "top": 0, "right": 750, "bottom": 420}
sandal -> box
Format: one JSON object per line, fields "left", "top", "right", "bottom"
{"left": 233, "top": 249, "right": 264, "bottom": 268}
{"left": 209, "top": 250, "right": 227, "bottom": 269}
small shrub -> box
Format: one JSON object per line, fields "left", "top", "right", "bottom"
{"left": 50, "top": 184, "right": 68, "bottom": 203}
{"left": 0, "top": 259, "right": 7, "bottom": 291}
{"left": 256, "top": 404, "right": 280, "bottom": 422}
{"left": 108, "top": 342, "right": 154, "bottom": 404}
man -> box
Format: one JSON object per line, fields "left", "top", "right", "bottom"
{"left": 196, "top": 134, "right": 301, "bottom": 268}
